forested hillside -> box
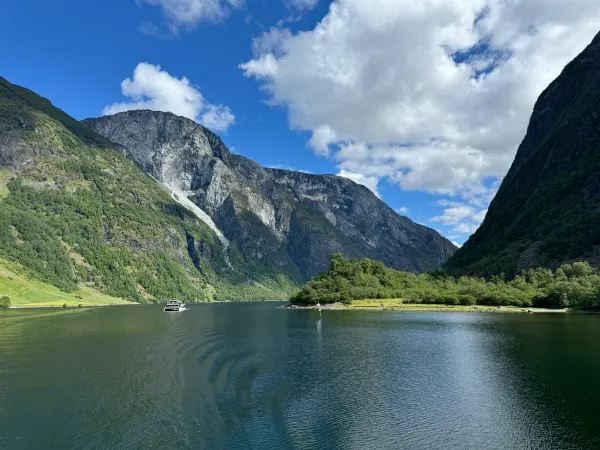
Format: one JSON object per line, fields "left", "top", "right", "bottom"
{"left": 445, "top": 32, "right": 600, "bottom": 276}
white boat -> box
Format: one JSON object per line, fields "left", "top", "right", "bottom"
{"left": 163, "top": 300, "right": 186, "bottom": 312}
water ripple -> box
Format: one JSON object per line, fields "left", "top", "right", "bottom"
{"left": 1, "top": 306, "right": 599, "bottom": 448}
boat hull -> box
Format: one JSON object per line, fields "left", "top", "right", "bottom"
{"left": 163, "top": 302, "right": 186, "bottom": 312}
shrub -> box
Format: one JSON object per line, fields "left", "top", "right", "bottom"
{"left": 0, "top": 296, "right": 10, "bottom": 308}
{"left": 291, "top": 254, "right": 600, "bottom": 309}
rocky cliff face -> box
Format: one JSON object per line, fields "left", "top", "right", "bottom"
{"left": 85, "top": 110, "right": 456, "bottom": 279}
{"left": 445, "top": 31, "right": 600, "bottom": 275}
{"left": 0, "top": 77, "right": 233, "bottom": 302}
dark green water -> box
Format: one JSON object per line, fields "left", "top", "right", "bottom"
{"left": 1, "top": 304, "right": 600, "bottom": 449}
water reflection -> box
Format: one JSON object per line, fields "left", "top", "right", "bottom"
{"left": 316, "top": 315, "right": 322, "bottom": 342}
{"left": 1, "top": 306, "right": 600, "bottom": 448}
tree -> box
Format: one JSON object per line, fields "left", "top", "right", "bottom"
{"left": 0, "top": 296, "right": 10, "bottom": 308}
{"left": 291, "top": 254, "right": 600, "bottom": 309}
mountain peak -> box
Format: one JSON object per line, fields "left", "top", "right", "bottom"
{"left": 86, "top": 111, "right": 456, "bottom": 277}
{"left": 84, "top": 110, "right": 232, "bottom": 179}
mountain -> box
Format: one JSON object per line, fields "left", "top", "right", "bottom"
{"left": 0, "top": 76, "right": 289, "bottom": 302}
{"left": 84, "top": 110, "right": 456, "bottom": 280}
{"left": 0, "top": 76, "right": 454, "bottom": 303}
{"left": 445, "top": 32, "right": 600, "bottom": 276}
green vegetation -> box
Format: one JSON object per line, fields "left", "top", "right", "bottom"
{"left": 0, "top": 259, "right": 131, "bottom": 307}
{"left": 0, "top": 295, "right": 10, "bottom": 308}
{"left": 0, "top": 76, "right": 297, "bottom": 303}
{"left": 291, "top": 254, "right": 600, "bottom": 309}
{"left": 0, "top": 168, "right": 10, "bottom": 199}
{"left": 0, "top": 142, "right": 218, "bottom": 302}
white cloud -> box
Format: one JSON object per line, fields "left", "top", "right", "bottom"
{"left": 267, "top": 164, "right": 312, "bottom": 173}
{"left": 431, "top": 201, "right": 488, "bottom": 236}
{"left": 103, "top": 63, "right": 235, "bottom": 132}
{"left": 395, "top": 206, "right": 409, "bottom": 215}
{"left": 338, "top": 169, "right": 380, "bottom": 197}
{"left": 138, "top": 0, "right": 243, "bottom": 31}
{"left": 198, "top": 104, "right": 236, "bottom": 132}
{"left": 241, "top": 0, "right": 600, "bottom": 235}
{"left": 251, "top": 27, "right": 293, "bottom": 58}
{"left": 286, "top": 0, "right": 319, "bottom": 11}
{"left": 310, "top": 125, "right": 336, "bottom": 156}
{"left": 334, "top": 141, "right": 498, "bottom": 195}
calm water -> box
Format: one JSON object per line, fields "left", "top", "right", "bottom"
{"left": 1, "top": 304, "right": 600, "bottom": 449}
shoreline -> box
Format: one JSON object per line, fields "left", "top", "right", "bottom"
{"left": 285, "top": 301, "right": 569, "bottom": 313}
{"left": 3, "top": 301, "right": 573, "bottom": 313}
{"left": 4, "top": 299, "right": 287, "bottom": 310}
{"left": 6, "top": 302, "right": 138, "bottom": 310}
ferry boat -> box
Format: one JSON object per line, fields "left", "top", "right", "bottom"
{"left": 163, "top": 300, "right": 186, "bottom": 312}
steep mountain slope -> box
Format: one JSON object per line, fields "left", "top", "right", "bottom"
{"left": 0, "top": 76, "right": 295, "bottom": 302}
{"left": 446, "top": 32, "right": 600, "bottom": 275}
{"left": 85, "top": 110, "right": 456, "bottom": 279}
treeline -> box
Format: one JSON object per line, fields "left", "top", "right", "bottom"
{"left": 291, "top": 254, "right": 600, "bottom": 309}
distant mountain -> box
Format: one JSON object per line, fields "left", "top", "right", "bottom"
{"left": 85, "top": 110, "right": 456, "bottom": 280}
{"left": 0, "top": 75, "right": 455, "bottom": 303}
{"left": 445, "top": 31, "right": 600, "bottom": 276}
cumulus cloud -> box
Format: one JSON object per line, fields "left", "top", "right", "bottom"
{"left": 103, "top": 63, "right": 235, "bottom": 132}
{"left": 198, "top": 104, "right": 236, "bottom": 132}
{"left": 334, "top": 141, "right": 497, "bottom": 195}
{"left": 286, "top": 0, "right": 319, "bottom": 11}
{"left": 338, "top": 169, "right": 380, "bottom": 197}
{"left": 432, "top": 202, "right": 487, "bottom": 235}
{"left": 138, "top": 0, "right": 243, "bottom": 32}
{"left": 251, "top": 27, "right": 293, "bottom": 58}
{"left": 240, "top": 0, "right": 600, "bottom": 236}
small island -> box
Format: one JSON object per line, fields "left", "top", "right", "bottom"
{"left": 289, "top": 254, "right": 600, "bottom": 312}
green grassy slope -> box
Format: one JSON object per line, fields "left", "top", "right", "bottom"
{"left": 0, "top": 260, "right": 132, "bottom": 307}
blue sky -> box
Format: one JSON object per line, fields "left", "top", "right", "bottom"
{"left": 2, "top": 0, "right": 600, "bottom": 245}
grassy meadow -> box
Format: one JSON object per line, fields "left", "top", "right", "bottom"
{"left": 0, "top": 260, "right": 133, "bottom": 308}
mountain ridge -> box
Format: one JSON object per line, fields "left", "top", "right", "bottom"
{"left": 85, "top": 109, "right": 456, "bottom": 279}
{"left": 0, "top": 76, "right": 455, "bottom": 302}
{"left": 445, "top": 31, "right": 600, "bottom": 275}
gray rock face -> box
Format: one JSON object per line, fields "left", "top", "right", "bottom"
{"left": 85, "top": 110, "right": 456, "bottom": 279}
